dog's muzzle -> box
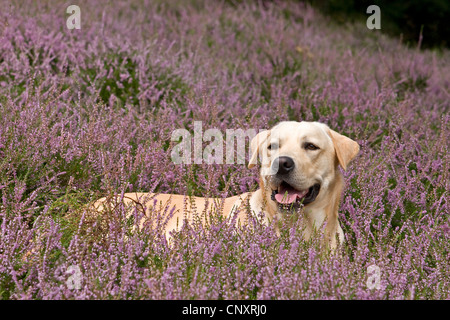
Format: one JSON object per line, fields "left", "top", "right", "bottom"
{"left": 271, "top": 183, "right": 321, "bottom": 213}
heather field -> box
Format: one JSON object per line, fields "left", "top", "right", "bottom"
{"left": 0, "top": 0, "right": 448, "bottom": 300}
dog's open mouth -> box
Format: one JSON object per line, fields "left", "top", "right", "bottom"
{"left": 271, "top": 181, "right": 320, "bottom": 212}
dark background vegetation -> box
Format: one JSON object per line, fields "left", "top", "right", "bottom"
{"left": 307, "top": 0, "right": 450, "bottom": 49}
{"left": 227, "top": 0, "right": 450, "bottom": 49}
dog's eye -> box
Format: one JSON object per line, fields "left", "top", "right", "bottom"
{"left": 268, "top": 143, "right": 278, "bottom": 150}
{"left": 304, "top": 143, "right": 319, "bottom": 151}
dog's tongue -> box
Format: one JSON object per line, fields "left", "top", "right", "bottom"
{"left": 275, "top": 184, "right": 308, "bottom": 204}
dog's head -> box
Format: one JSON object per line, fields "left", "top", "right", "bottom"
{"left": 248, "top": 121, "right": 359, "bottom": 213}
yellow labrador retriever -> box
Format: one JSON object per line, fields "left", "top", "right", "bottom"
{"left": 92, "top": 121, "right": 359, "bottom": 249}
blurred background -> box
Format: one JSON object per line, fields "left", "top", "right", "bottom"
{"left": 308, "top": 0, "right": 449, "bottom": 49}
{"left": 229, "top": 0, "right": 450, "bottom": 49}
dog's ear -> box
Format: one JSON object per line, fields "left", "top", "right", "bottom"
{"left": 327, "top": 128, "right": 360, "bottom": 171}
{"left": 248, "top": 130, "right": 271, "bottom": 169}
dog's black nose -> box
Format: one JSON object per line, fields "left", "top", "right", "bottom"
{"left": 273, "top": 156, "right": 295, "bottom": 175}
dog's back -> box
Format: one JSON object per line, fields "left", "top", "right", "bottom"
{"left": 92, "top": 192, "right": 252, "bottom": 238}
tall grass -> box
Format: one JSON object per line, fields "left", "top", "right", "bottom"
{"left": 0, "top": 0, "right": 448, "bottom": 299}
